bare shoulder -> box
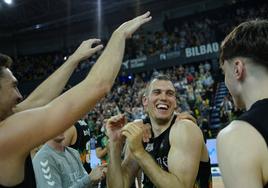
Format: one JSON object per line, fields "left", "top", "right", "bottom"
{"left": 217, "top": 120, "right": 266, "bottom": 162}
{"left": 217, "top": 120, "right": 266, "bottom": 148}
{"left": 171, "top": 119, "right": 203, "bottom": 137}
{"left": 217, "top": 121, "right": 268, "bottom": 187}
{"left": 170, "top": 119, "right": 203, "bottom": 145}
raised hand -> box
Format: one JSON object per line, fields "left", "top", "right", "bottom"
{"left": 121, "top": 121, "right": 145, "bottom": 156}
{"left": 106, "top": 114, "right": 126, "bottom": 142}
{"left": 134, "top": 119, "right": 152, "bottom": 143}
{"left": 72, "top": 38, "right": 103, "bottom": 61}
{"left": 115, "top": 11, "right": 152, "bottom": 39}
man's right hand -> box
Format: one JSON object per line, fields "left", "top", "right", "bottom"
{"left": 106, "top": 114, "right": 126, "bottom": 142}
{"left": 114, "top": 11, "right": 152, "bottom": 39}
{"left": 89, "top": 165, "right": 107, "bottom": 184}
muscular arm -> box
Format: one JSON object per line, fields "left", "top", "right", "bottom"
{"left": 0, "top": 12, "right": 151, "bottom": 186}
{"left": 0, "top": 32, "right": 126, "bottom": 158}
{"left": 0, "top": 10, "right": 152, "bottom": 159}
{"left": 14, "top": 42, "right": 102, "bottom": 112}
{"left": 63, "top": 126, "right": 77, "bottom": 146}
{"left": 133, "top": 120, "right": 203, "bottom": 188}
{"left": 217, "top": 121, "right": 264, "bottom": 188}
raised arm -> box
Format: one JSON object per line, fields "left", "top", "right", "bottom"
{"left": 0, "top": 12, "right": 152, "bottom": 160}
{"left": 15, "top": 39, "right": 103, "bottom": 112}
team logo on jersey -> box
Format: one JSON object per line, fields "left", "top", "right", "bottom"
{"left": 145, "top": 143, "right": 154, "bottom": 152}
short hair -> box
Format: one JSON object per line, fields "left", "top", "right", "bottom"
{"left": 144, "top": 74, "right": 173, "bottom": 96}
{"left": 0, "top": 53, "right": 12, "bottom": 78}
{"left": 220, "top": 19, "right": 268, "bottom": 69}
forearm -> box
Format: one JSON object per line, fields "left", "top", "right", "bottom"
{"left": 31, "top": 32, "right": 126, "bottom": 145}
{"left": 85, "top": 31, "right": 125, "bottom": 90}
{"left": 134, "top": 151, "right": 184, "bottom": 188}
{"left": 96, "top": 147, "right": 108, "bottom": 158}
{"left": 15, "top": 55, "right": 80, "bottom": 112}
{"left": 107, "top": 141, "right": 125, "bottom": 188}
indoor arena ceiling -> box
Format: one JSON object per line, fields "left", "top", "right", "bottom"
{"left": 0, "top": 0, "right": 207, "bottom": 36}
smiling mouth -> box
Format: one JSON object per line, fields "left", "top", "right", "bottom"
{"left": 156, "top": 104, "right": 169, "bottom": 111}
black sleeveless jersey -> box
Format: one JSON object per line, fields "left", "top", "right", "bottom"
{"left": 143, "top": 115, "right": 212, "bottom": 188}
{"left": 0, "top": 155, "right": 36, "bottom": 188}
{"left": 237, "top": 98, "right": 268, "bottom": 188}
{"left": 70, "top": 120, "right": 92, "bottom": 173}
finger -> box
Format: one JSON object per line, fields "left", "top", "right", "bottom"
{"left": 137, "top": 11, "right": 151, "bottom": 20}
{"left": 122, "top": 123, "right": 141, "bottom": 134}
{"left": 139, "top": 16, "right": 152, "bottom": 26}
{"left": 142, "top": 125, "right": 151, "bottom": 142}
{"left": 108, "top": 114, "right": 124, "bottom": 124}
{"left": 121, "top": 129, "right": 132, "bottom": 138}
{"left": 132, "top": 121, "right": 150, "bottom": 141}
{"left": 177, "top": 112, "right": 197, "bottom": 124}
{"left": 138, "top": 11, "right": 152, "bottom": 24}
{"left": 87, "top": 38, "right": 101, "bottom": 45}
{"left": 133, "top": 119, "right": 143, "bottom": 124}
{"left": 91, "top": 44, "right": 104, "bottom": 53}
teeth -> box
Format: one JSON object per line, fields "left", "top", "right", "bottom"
{"left": 157, "top": 104, "right": 168, "bottom": 109}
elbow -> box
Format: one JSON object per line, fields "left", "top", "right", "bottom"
{"left": 103, "top": 83, "right": 113, "bottom": 95}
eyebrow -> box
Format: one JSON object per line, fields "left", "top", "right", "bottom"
{"left": 152, "top": 88, "right": 175, "bottom": 93}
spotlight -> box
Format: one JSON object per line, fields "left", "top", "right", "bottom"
{"left": 4, "top": 0, "right": 13, "bottom": 5}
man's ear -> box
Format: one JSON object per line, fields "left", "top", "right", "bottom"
{"left": 142, "top": 95, "right": 148, "bottom": 111}
{"left": 234, "top": 59, "right": 245, "bottom": 81}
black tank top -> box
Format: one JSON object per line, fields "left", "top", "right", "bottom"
{"left": 70, "top": 121, "right": 92, "bottom": 173}
{"left": 237, "top": 98, "right": 268, "bottom": 188}
{"left": 143, "top": 115, "right": 212, "bottom": 188}
{"left": 0, "top": 155, "right": 36, "bottom": 188}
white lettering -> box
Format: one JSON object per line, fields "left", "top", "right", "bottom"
{"left": 185, "top": 48, "right": 192, "bottom": 57}
{"left": 206, "top": 44, "right": 213, "bottom": 53}
{"left": 212, "top": 42, "right": 219, "bottom": 52}
{"left": 185, "top": 42, "right": 219, "bottom": 58}
{"left": 200, "top": 45, "right": 206, "bottom": 54}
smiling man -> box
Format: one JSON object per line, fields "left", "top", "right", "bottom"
{"left": 107, "top": 74, "right": 212, "bottom": 188}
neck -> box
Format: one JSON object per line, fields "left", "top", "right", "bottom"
{"left": 151, "top": 114, "right": 174, "bottom": 137}
{"left": 0, "top": 110, "right": 12, "bottom": 121}
{"left": 242, "top": 76, "right": 268, "bottom": 110}
{"left": 47, "top": 140, "right": 65, "bottom": 152}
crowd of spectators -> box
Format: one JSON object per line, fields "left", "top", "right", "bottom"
{"left": 11, "top": 0, "right": 268, "bottom": 82}
{"left": 83, "top": 62, "right": 215, "bottom": 140}
{"left": 219, "top": 94, "right": 244, "bottom": 126}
